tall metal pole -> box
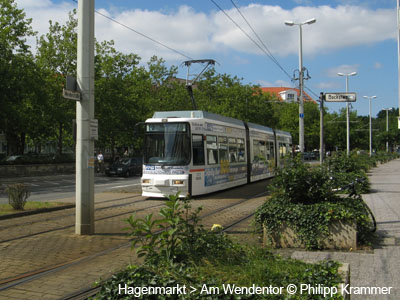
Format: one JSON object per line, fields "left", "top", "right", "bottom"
{"left": 364, "top": 96, "right": 377, "bottom": 157}
{"left": 398, "top": 0, "right": 400, "bottom": 127}
{"left": 338, "top": 72, "right": 357, "bottom": 156}
{"left": 345, "top": 76, "right": 349, "bottom": 156}
{"left": 298, "top": 24, "right": 305, "bottom": 153}
{"left": 319, "top": 93, "right": 324, "bottom": 165}
{"left": 285, "top": 18, "right": 315, "bottom": 153}
{"left": 386, "top": 109, "right": 389, "bottom": 152}
{"left": 76, "top": 0, "right": 95, "bottom": 235}
{"left": 383, "top": 108, "right": 393, "bottom": 152}
{"left": 369, "top": 98, "right": 372, "bottom": 157}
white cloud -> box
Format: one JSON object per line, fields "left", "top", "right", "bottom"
{"left": 324, "top": 64, "right": 360, "bottom": 77}
{"left": 256, "top": 79, "right": 294, "bottom": 87}
{"left": 316, "top": 81, "right": 341, "bottom": 89}
{"left": 212, "top": 4, "right": 396, "bottom": 57}
{"left": 16, "top": 1, "right": 397, "bottom": 61}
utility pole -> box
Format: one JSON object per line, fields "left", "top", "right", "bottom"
{"left": 285, "top": 18, "right": 316, "bottom": 153}
{"left": 76, "top": 0, "right": 95, "bottom": 235}
{"left": 398, "top": 0, "right": 400, "bottom": 128}
{"left": 319, "top": 93, "right": 324, "bottom": 164}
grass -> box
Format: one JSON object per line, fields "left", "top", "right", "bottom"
{"left": 197, "top": 247, "right": 342, "bottom": 288}
{"left": 0, "top": 201, "right": 72, "bottom": 216}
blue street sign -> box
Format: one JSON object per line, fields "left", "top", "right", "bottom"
{"left": 299, "top": 113, "right": 304, "bottom": 118}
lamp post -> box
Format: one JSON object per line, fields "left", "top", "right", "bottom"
{"left": 363, "top": 96, "right": 377, "bottom": 157}
{"left": 337, "top": 72, "right": 357, "bottom": 156}
{"left": 382, "top": 107, "right": 393, "bottom": 152}
{"left": 285, "top": 18, "right": 316, "bottom": 153}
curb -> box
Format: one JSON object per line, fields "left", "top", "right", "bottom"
{"left": 338, "top": 263, "right": 350, "bottom": 299}
{"left": 0, "top": 204, "right": 75, "bottom": 220}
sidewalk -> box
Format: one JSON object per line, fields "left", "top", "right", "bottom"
{"left": 292, "top": 159, "right": 400, "bottom": 299}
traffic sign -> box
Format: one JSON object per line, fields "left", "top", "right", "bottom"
{"left": 90, "top": 119, "right": 98, "bottom": 140}
{"left": 63, "top": 89, "right": 81, "bottom": 101}
{"left": 324, "top": 93, "right": 356, "bottom": 102}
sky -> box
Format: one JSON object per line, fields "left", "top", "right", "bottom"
{"left": 15, "top": 0, "right": 400, "bottom": 117}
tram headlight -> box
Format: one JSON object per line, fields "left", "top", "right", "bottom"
{"left": 172, "top": 180, "right": 184, "bottom": 185}
{"left": 142, "top": 179, "right": 151, "bottom": 184}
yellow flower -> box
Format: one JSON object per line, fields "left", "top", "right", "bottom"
{"left": 211, "top": 224, "right": 223, "bottom": 232}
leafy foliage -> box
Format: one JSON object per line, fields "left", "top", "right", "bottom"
{"left": 256, "top": 155, "right": 374, "bottom": 249}
{"left": 5, "top": 183, "right": 30, "bottom": 210}
{"left": 325, "top": 152, "right": 370, "bottom": 194}
{"left": 95, "top": 193, "right": 344, "bottom": 299}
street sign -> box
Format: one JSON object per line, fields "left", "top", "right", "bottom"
{"left": 63, "top": 89, "right": 81, "bottom": 101}
{"left": 324, "top": 92, "right": 356, "bottom": 102}
{"left": 90, "top": 119, "right": 98, "bottom": 140}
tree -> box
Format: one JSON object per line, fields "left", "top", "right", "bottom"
{"left": 35, "top": 10, "right": 78, "bottom": 154}
{"left": 95, "top": 41, "right": 152, "bottom": 158}
{"left": 0, "top": 0, "right": 38, "bottom": 155}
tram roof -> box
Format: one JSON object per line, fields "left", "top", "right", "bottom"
{"left": 246, "top": 122, "right": 274, "bottom": 134}
{"left": 152, "top": 111, "right": 244, "bottom": 127}
{"left": 274, "top": 129, "right": 292, "bottom": 138}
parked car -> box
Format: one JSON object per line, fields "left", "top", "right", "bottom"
{"left": 105, "top": 157, "right": 142, "bottom": 177}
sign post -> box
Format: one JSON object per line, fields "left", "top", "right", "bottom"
{"left": 324, "top": 93, "right": 357, "bottom": 102}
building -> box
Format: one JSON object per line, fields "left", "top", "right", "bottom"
{"left": 260, "top": 87, "right": 314, "bottom": 103}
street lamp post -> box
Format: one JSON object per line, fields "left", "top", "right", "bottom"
{"left": 337, "top": 72, "right": 357, "bottom": 156}
{"left": 382, "top": 108, "right": 393, "bottom": 152}
{"left": 285, "top": 18, "right": 316, "bottom": 153}
{"left": 363, "top": 96, "right": 377, "bottom": 157}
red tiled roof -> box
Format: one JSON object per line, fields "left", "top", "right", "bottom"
{"left": 260, "top": 87, "right": 314, "bottom": 102}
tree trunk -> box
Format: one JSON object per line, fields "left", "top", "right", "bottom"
{"left": 58, "top": 122, "right": 63, "bottom": 155}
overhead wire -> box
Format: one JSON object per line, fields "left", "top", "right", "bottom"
{"left": 70, "top": 0, "right": 194, "bottom": 61}
{"left": 217, "top": 0, "right": 322, "bottom": 100}
{"left": 228, "top": 0, "right": 292, "bottom": 81}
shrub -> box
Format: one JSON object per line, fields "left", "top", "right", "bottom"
{"left": 125, "top": 193, "right": 245, "bottom": 265}
{"left": 256, "top": 155, "right": 373, "bottom": 249}
{"left": 271, "top": 155, "right": 337, "bottom": 205}
{"left": 5, "top": 183, "right": 30, "bottom": 210}
{"left": 95, "top": 192, "right": 345, "bottom": 299}
{"left": 325, "top": 152, "right": 370, "bottom": 194}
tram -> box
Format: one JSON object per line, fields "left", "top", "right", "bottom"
{"left": 141, "top": 111, "right": 292, "bottom": 198}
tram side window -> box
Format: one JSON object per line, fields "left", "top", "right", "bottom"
{"left": 192, "top": 135, "right": 205, "bottom": 165}
{"left": 219, "top": 136, "right": 229, "bottom": 163}
{"left": 238, "top": 138, "right": 245, "bottom": 162}
{"left": 207, "top": 135, "right": 218, "bottom": 165}
{"left": 279, "top": 142, "right": 287, "bottom": 158}
{"left": 253, "top": 140, "right": 266, "bottom": 162}
{"left": 268, "top": 141, "right": 275, "bottom": 159}
{"left": 228, "top": 137, "right": 238, "bottom": 163}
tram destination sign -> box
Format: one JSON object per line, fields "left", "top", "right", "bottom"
{"left": 324, "top": 92, "right": 356, "bottom": 102}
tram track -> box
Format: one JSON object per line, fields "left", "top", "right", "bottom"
{"left": 0, "top": 186, "right": 268, "bottom": 298}
{"left": 0, "top": 194, "right": 144, "bottom": 231}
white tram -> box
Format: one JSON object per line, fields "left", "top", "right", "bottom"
{"left": 141, "top": 111, "right": 292, "bottom": 198}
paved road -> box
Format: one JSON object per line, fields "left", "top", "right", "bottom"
{"left": 0, "top": 174, "right": 141, "bottom": 204}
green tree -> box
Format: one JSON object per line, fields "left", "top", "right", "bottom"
{"left": 35, "top": 10, "right": 78, "bottom": 154}
{"left": 0, "top": 0, "right": 39, "bottom": 155}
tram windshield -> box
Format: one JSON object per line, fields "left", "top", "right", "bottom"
{"left": 144, "top": 122, "right": 191, "bottom": 166}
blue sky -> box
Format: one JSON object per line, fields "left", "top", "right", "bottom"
{"left": 17, "top": 0, "right": 399, "bottom": 117}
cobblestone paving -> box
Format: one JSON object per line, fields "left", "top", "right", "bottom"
{"left": 291, "top": 159, "right": 400, "bottom": 299}
{"left": 0, "top": 181, "right": 268, "bottom": 299}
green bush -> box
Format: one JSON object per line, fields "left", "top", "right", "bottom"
{"left": 271, "top": 155, "right": 337, "bottom": 205}
{"left": 256, "top": 155, "right": 373, "bottom": 249}
{"left": 5, "top": 183, "right": 30, "bottom": 210}
{"left": 94, "top": 193, "right": 345, "bottom": 299}
{"left": 125, "top": 193, "right": 245, "bottom": 265}
{"left": 325, "top": 152, "right": 370, "bottom": 194}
